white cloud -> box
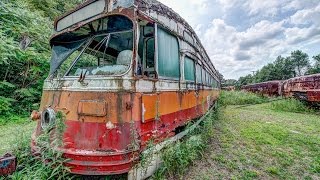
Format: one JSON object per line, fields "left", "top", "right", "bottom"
{"left": 243, "top": 0, "right": 281, "bottom": 17}
{"left": 158, "top": 0, "right": 210, "bottom": 27}
{"left": 290, "top": 4, "right": 320, "bottom": 25}
{"left": 157, "top": 0, "right": 320, "bottom": 79}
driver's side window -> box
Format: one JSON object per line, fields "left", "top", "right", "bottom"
{"left": 138, "top": 23, "right": 156, "bottom": 78}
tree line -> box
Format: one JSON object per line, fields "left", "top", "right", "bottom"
{"left": 223, "top": 50, "right": 320, "bottom": 88}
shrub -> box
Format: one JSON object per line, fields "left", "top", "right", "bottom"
{"left": 8, "top": 112, "right": 72, "bottom": 179}
{"left": 154, "top": 107, "right": 222, "bottom": 179}
{"left": 0, "top": 96, "right": 15, "bottom": 116}
{"left": 270, "top": 98, "right": 313, "bottom": 113}
{"left": 219, "top": 91, "right": 268, "bottom": 106}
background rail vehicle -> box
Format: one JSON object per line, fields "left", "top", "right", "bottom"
{"left": 241, "top": 73, "right": 320, "bottom": 104}
{"left": 30, "top": 0, "right": 221, "bottom": 178}
{"left": 241, "top": 81, "right": 282, "bottom": 97}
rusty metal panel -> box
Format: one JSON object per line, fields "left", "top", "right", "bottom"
{"left": 285, "top": 74, "right": 320, "bottom": 102}
{"left": 0, "top": 154, "right": 17, "bottom": 176}
{"left": 241, "top": 81, "right": 282, "bottom": 96}
{"left": 142, "top": 94, "right": 158, "bottom": 123}
{"left": 78, "top": 100, "right": 107, "bottom": 117}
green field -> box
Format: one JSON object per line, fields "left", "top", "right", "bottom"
{"left": 0, "top": 121, "right": 36, "bottom": 155}
{"left": 1, "top": 92, "right": 319, "bottom": 179}
{"left": 183, "top": 101, "right": 320, "bottom": 179}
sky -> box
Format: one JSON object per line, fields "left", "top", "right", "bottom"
{"left": 158, "top": 0, "right": 320, "bottom": 79}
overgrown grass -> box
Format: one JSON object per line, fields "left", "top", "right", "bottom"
{"left": 270, "top": 98, "right": 314, "bottom": 113}
{"left": 153, "top": 106, "right": 222, "bottom": 179}
{"left": 182, "top": 91, "right": 320, "bottom": 179}
{"left": 4, "top": 112, "right": 73, "bottom": 179}
{"left": 220, "top": 91, "right": 269, "bottom": 106}
{"left": 0, "top": 115, "right": 29, "bottom": 126}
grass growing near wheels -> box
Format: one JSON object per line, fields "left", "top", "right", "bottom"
{"left": 220, "top": 91, "right": 268, "bottom": 106}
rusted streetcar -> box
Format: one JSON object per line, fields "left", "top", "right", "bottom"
{"left": 241, "top": 74, "right": 320, "bottom": 104}
{"left": 242, "top": 81, "right": 283, "bottom": 96}
{"left": 31, "top": 0, "right": 221, "bottom": 176}
{"left": 282, "top": 73, "right": 320, "bottom": 103}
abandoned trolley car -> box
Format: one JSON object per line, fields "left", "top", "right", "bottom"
{"left": 282, "top": 73, "right": 320, "bottom": 103}
{"left": 31, "top": 0, "right": 221, "bottom": 176}
{"left": 242, "top": 81, "right": 283, "bottom": 96}
{"left": 241, "top": 74, "right": 320, "bottom": 104}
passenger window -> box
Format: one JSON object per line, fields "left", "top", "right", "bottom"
{"left": 196, "top": 64, "right": 202, "bottom": 84}
{"left": 157, "top": 27, "right": 180, "bottom": 79}
{"left": 202, "top": 68, "right": 206, "bottom": 84}
{"left": 184, "top": 56, "right": 195, "bottom": 81}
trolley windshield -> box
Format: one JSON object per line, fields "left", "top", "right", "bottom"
{"left": 50, "top": 15, "right": 134, "bottom": 78}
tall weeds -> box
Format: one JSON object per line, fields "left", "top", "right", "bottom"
{"left": 270, "top": 98, "right": 313, "bottom": 113}
{"left": 8, "top": 112, "right": 72, "bottom": 179}
{"left": 219, "top": 91, "right": 268, "bottom": 106}
{"left": 154, "top": 105, "right": 222, "bottom": 179}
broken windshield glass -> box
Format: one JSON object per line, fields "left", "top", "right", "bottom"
{"left": 67, "top": 31, "right": 133, "bottom": 76}
{"left": 50, "top": 15, "right": 133, "bottom": 77}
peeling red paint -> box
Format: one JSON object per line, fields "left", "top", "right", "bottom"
{"left": 241, "top": 74, "right": 320, "bottom": 103}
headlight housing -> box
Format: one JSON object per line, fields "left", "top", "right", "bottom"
{"left": 41, "top": 108, "right": 56, "bottom": 130}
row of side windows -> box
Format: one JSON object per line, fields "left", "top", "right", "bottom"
{"left": 183, "top": 56, "right": 219, "bottom": 88}
{"left": 139, "top": 25, "right": 219, "bottom": 88}
{"left": 158, "top": 27, "right": 219, "bottom": 88}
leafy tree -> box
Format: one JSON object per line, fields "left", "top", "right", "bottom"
{"left": 222, "top": 79, "right": 237, "bottom": 87}
{"left": 0, "top": 0, "right": 83, "bottom": 118}
{"left": 307, "top": 54, "right": 320, "bottom": 74}
{"left": 290, "top": 50, "right": 310, "bottom": 76}
{"left": 273, "top": 56, "right": 295, "bottom": 80}
{"left": 238, "top": 74, "right": 254, "bottom": 86}
{"left": 314, "top": 54, "right": 320, "bottom": 63}
{"left": 237, "top": 50, "right": 313, "bottom": 87}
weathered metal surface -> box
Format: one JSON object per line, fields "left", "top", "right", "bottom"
{"left": 32, "top": 90, "right": 219, "bottom": 175}
{"left": 241, "top": 74, "right": 320, "bottom": 103}
{"left": 0, "top": 154, "right": 17, "bottom": 176}
{"left": 31, "top": 0, "right": 221, "bottom": 176}
{"left": 283, "top": 73, "right": 320, "bottom": 102}
{"left": 241, "top": 81, "right": 282, "bottom": 96}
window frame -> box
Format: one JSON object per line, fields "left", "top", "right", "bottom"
{"left": 184, "top": 56, "right": 196, "bottom": 82}
{"left": 156, "top": 26, "right": 181, "bottom": 81}
{"left": 63, "top": 30, "right": 134, "bottom": 78}
{"left": 196, "top": 63, "right": 202, "bottom": 84}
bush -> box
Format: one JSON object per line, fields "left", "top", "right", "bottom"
{"left": 0, "top": 96, "right": 15, "bottom": 116}
{"left": 154, "top": 107, "right": 222, "bottom": 179}
{"left": 219, "top": 91, "right": 268, "bottom": 106}
{"left": 270, "top": 98, "right": 313, "bottom": 113}
{"left": 8, "top": 112, "right": 73, "bottom": 179}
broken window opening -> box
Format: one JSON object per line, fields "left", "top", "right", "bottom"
{"left": 50, "top": 15, "right": 134, "bottom": 78}
{"left": 137, "top": 23, "right": 156, "bottom": 78}
{"left": 68, "top": 31, "right": 133, "bottom": 76}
